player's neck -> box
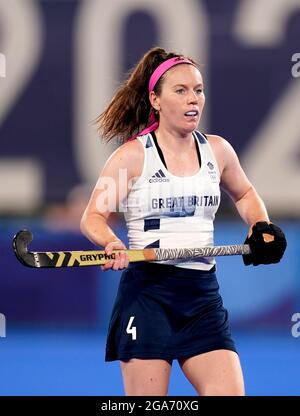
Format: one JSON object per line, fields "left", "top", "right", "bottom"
{"left": 155, "top": 126, "right": 194, "bottom": 153}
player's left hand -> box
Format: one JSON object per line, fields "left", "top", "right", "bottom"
{"left": 243, "top": 221, "right": 287, "bottom": 266}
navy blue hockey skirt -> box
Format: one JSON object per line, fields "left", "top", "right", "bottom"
{"left": 105, "top": 262, "right": 237, "bottom": 362}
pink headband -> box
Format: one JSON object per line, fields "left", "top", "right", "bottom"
{"left": 128, "top": 56, "right": 195, "bottom": 140}
{"left": 148, "top": 56, "right": 194, "bottom": 92}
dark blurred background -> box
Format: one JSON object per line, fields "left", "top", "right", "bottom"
{"left": 0, "top": 0, "right": 299, "bottom": 395}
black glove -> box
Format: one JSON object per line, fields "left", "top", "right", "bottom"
{"left": 243, "top": 221, "right": 287, "bottom": 266}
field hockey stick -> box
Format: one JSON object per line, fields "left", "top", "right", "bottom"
{"left": 13, "top": 230, "right": 251, "bottom": 268}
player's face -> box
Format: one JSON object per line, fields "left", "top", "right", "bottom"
{"left": 152, "top": 64, "right": 205, "bottom": 135}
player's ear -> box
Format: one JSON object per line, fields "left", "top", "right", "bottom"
{"left": 149, "top": 91, "right": 160, "bottom": 111}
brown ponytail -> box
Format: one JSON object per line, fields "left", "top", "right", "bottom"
{"left": 96, "top": 47, "right": 198, "bottom": 143}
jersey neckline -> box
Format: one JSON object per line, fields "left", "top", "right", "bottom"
{"left": 149, "top": 131, "right": 203, "bottom": 180}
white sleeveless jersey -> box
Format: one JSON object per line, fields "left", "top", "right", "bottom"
{"left": 123, "top": 131, "right": 221, "bottom": 270}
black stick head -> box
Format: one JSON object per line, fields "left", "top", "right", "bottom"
{"left": 13, "top": 230, "right": 36, "bottom": 267}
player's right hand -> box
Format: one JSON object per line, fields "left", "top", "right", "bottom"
{"left": 101, "top": 240, "right": 129, "bottom": 271}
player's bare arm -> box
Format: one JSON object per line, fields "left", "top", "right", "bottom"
{"left": 207, "top": 134, "right": 269, "bottom": 226}
{"left": 80, "top": 139, "right": 143, "bottom": 270}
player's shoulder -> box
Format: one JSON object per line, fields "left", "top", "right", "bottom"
{"left": 205, "top": 133, "right": 230, "bottom": 147}
{"left": 204, "top": 133, "right": 237, "bottom": 155}
{"left": 202, "top": 133, "right": 239, "bottom": 173}
{"left": 108, "top": 137, "right": 143, "bottom": 163}
{"left": 103, "top": 137, "right": 144, "bottom": 178}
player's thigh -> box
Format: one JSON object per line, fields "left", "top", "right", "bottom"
{"left": 178, "top": 349, "right": 245, "bottom": 396}
{"left": 120, "top": 358, "right": 173, "bottom": 396}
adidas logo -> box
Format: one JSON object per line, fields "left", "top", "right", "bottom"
{"left": 149, "top": 169, "right": 170, "bottom": 183}
{"left": 207, "top": 161, "right": 214, "bottom": 170}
